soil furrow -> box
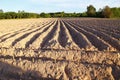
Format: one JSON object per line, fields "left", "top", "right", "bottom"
{"left": 40, "top": 21, "right": 59, "bottom": 49}
{"left": 0, "top": 21, "right": 51, "bottom": 42}
{"left": 63, "top": 20, "right": 94, "bottom": 50}
{"left": 96, "top": 28, "right": 120, "bottom": 40}
{"left": 58, "top": 20, "right": 79, "bottom": 49}
{"left": 0, "top": 28, "right": 30, "bottom": 42}
{"left": 67, "top": 21, "right": 116, "bottom": 51}
{"left": 30, "top": 20, "right": 58, "bottom": 49}
{"left": 13, "top": 21, "right": 55, "bottom": 48}
{"left": 76, "top": 21, "right": 120, "bottom": 40}
{"left": 25, "top": 21, "right": 55, "bottom": 48}
{"left": 11, "top": 21, "right": 53, "bottom": 46}
{"left": 41, "top": 20, "right": 63, "bottom": 49}
{"left": 74, "top": 22, "right": 120, "bottom": 51}
{"left": 0, "top": 21, "right": 53, "bottom": 48}
{"left": 76, "top": 20, "right": 120, "bottom": 37}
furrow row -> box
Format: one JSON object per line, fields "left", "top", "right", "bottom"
{"left": 58, "top": 20, "right": 79, "bottom": 49}
{"left": 0, "top": 21, "right": 52, "bottom": 42}
{"left": 63, "top": 20, "right": 95, "bottom": 50}
{"left": 72, "top": 21, "right": 120, "bottom": 51}
{"left": 0, "top": 21, "right": 54, "bottom": 48}
{"left": 13, "top": 21, "right": 55, "bottom": 48}
{"left": 66, "top": 20, "right": 116, "bottom": 51}
{"left": 30, "top": 20, "right": 58, "bottom": 49}
{"left": 0, "top": 19, "right": 119, "bottom": 51}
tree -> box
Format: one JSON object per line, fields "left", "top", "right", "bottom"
{"left": 96, "top": 8, "right": 104, "bottom": 18}
{"left": 0, "top": 9, "right": 3, "bottom": 13}
{"left": 60, "top": 11, "right": 65, "bottom": 17}
{"left": 80, "top": 12, "right": 87, "bottom": 17}
{"left": 4, "top": 12, "right": 17, "bottom": 19}
{"left": 102, "top": 6, "right": 112, "bottom": 18}
{"left": 40, "top": 12, "right": 51, "bottom": 18}
{"left": 0, "top": 13, "right": 5, "bottom": 19}
{"left": 87, "top": 5, "right": 96, "bottom": 17}
{"left": 111, "top": 7, "right": 120, "bottom": 18}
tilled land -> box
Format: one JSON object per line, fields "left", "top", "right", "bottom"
{"left": 0, "top": 18, "right": 120, "bottom": 80}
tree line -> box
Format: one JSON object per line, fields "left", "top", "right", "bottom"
{"left": 0, "top": 5, "right": 120, "bottom": 19}
{"left": 86, "top": 5, "right": 120, "bottom": 18}
{"left": 0, "top": 10, "right": 40, "bottom": 19}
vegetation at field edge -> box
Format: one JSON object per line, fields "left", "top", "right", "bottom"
{"left": 0, "top": 5, "right": 120, "bottom": 19}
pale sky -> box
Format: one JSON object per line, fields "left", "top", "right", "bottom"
{"left": 0, "top": 0, "right": 120, "bottom": 13}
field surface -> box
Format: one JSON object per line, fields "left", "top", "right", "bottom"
{"left": 0, "top": 18, "right": 120, "bottom": 80}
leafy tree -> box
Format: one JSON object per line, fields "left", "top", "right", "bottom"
{"left": 102, "top": 6, "right": 112, "bottom": 18}
{"left": 0, "top": 13, "right": 5, "bottom": 19}
{"left": 70, "top": 12, "right": 80, "bottom": 17}
{"left": 40, "top": 12, "right": 51, "bottom": 18}
{"left": 0, "top": 9, "right": 3, "bottom": 13}
{"left": 96, "top": 8, "right": 104, "bottom": 18}
{"left": 80, "top": 12, "right": 87, "bottom": 17}
{"left": 51, "top": 12, "right": 64, "bottom": 17}
{"left": 5, "top": 12, "right": 17, "bottom": 19}
{"left": 4, "top": 13, "right": 12, "bottom": 19}
{"left": 60, "top": 11, "right": 65, "bottom": 17}
{"left": 87, "top": 5, "right": 96, "bottom": 17}
{"left": 111, "top": 7, "right": 120, "bottom": 18}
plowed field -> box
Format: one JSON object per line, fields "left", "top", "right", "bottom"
{"left": 0, "top": 18, "right": 120, "bottom": 80}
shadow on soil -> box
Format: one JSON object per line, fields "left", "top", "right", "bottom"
{"left": 0, "top": 55, "right": 120, "bottom": 80}
{"left": 0, "top": 61, "right": 57, "bottom": 80}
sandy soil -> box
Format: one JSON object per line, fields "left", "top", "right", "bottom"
{"left": 0, "top": 18, "right": 120, "bottom": 80}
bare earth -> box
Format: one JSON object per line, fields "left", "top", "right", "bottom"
{"left": 0, "top": 18, "right": 120, "bottom": 80}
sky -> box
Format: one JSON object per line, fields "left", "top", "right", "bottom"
{"left": 0, "top": 0, "right": 120, "bottom": 13}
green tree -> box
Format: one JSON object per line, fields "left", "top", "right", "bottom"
{"left": 4, "top": 12, "right": 12, "bottom": 19}
{"left": 111, "top": 7, "right": 120, "bottom": 18}
{"left": 0, "top": 9, "right": 3, "bottom": 13}
{"left": 96, "top": 8, "right": 104, "bottom": 18}
{"left": 0, "top": 13, "right": 5, "bottom": 19}
{"left": 40, "top": 12, "right": 51, "bottom": 18}
{"left": 102, "top": 6, "right": 112, "bottom": 18}
{"left": 5, "top": 12, "right": 17, "bottom": 19}
{"left": 80, "top": 12, "right": 87, "bottom": 17}
{"left": 87, "top": 5, "right": 96, "bottom": 17}
{"left": 60, "top": 11, "right": 65, "bottom": 17}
